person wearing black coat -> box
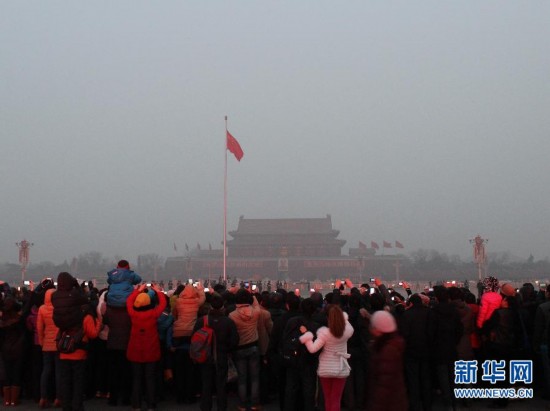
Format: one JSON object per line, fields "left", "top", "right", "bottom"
{"left": 102, "top": 302, "right": 132, "bottom": 406}
{"left": 342, "top": 293, "right": 369, "bottom": 411}
{"left": 399, "top": 294, "right": 434, "bottom": 411}
{"left": 51, "top": 272, "right": 89, "bottom": 331}
{"left": 431, "top": 286, "right": 463, "bottom": 410}
{"left": 0, "top": 297, "right": 25, "bottom": 406}
{"left": 193, "top": 293, "right": 239, "bottom": 411}
{"left": 267, "top": 293, "right": 301, "bottom": 411}
{"left": 484, "top": 294, "right": 531, "bottom": 408}
{"left": 283, "top": 298, "right": 322, "bottom": 411}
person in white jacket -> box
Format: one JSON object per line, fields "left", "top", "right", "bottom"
{"left": 299, "top": 304, "right": 354, "bottom": 411}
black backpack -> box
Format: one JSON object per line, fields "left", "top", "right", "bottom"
{"left": 281, "top": 318, "right": 305, "bottom": 368}
{"left": 55, "top": 327, "right": 85, "bottom": 354}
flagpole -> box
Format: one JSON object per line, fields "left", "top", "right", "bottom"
{"left": 223, "top": 116, "right": 228, "bottom": 282}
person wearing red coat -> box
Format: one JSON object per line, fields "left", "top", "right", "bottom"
{"left": 126, "top": 284, "right": 167, "bottom": 411}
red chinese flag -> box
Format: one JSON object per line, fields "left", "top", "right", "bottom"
{"left": 359, "top": 241, "right": 367, "bottom": 250}
{"left": 395, "top": 241, "right": 404, "bottom": 249}
{"left": 371, "top": 241, "right": 379, "bottom": 250}
{"left": 383, "top": 241, "right": 392, "bottom": 248}
{"left": 226, "top": 130, "right": 244, "bottom": 161}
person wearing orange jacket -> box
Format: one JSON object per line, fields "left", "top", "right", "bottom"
{"left": 37, "top": 288, "right": 61, "bottom": 408}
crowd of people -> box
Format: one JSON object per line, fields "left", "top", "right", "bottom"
{"left": 0, "top": 261, "right": 549, "bottom": 411}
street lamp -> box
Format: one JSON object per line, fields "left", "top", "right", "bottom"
{"left": 469, "top": 235, "right": 488, "bottom": 282}
{"left": 16, "top": 239, "right": 34, "bottom": 283}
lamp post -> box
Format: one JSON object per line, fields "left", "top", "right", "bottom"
{"left": 16, "top": 239, "right": 34, "bottom": 284}
{"left": 393, "top": 258, "right": 401, "bottom": 283}
{"left": 469, "top": 235, "right": 488, "bottom": 282}
{"left": 357, "top": 256, "right": 365, "bottom": 284}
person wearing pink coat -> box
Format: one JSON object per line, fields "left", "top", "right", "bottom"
{"left": 476, "top": 276, "right": 503, "bottom": 330}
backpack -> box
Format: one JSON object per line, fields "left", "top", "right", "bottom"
{"left": 281, "top": 318, "right": 305, "bottom": 368}
{"left": 55, "top": 328, "right": 85, "bottom": 354}
{"left": 189, "top": 315, "right": 215, "bottom": 364}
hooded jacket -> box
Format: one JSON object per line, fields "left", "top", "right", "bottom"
{"left": 51, "top": 272, "right": 89, "bottom": 330}
{"left": 172, "top": 285, "right": 206, "bottom": 337}
{"left": 477, "top": 291, "right": 503, "bottom": 329}
{"left": 106, "top": 268, "right": 142, "bottom": 307}
{"left": 229, "top": 296, "right": 261, "bottom": 347}
{"left": 126, "top": 289, "right": 167, "bottom": 363}
{"left": 37, "top": 289, "right": 59, "bottom": 351}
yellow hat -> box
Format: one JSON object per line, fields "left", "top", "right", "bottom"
{"left": 500, "top": 283, "right": 516, "bottom": 297}
{"left": 134, "top": 292, "right": 151, "bottom": 308}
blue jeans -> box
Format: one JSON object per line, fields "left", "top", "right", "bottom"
{"left": 41, "top": 352, "right": 61, "bottom": 400}
{"left": 234, "top": 346, "right": 260, "bottom": 408}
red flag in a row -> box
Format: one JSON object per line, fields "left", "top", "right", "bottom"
{"left": 226, "top": 130, "right": 244, "bottom": 161}
{"left": 368, "top": 241, "right": 405, "bottom": 249}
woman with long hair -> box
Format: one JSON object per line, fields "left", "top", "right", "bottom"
{"left": 299, "top": 304, "right": 354, "bottom": 411}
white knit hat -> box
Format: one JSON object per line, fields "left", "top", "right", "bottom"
{"left": 370, "top": 310, "right": 397, "bottom": 333}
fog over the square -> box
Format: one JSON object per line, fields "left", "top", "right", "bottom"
{"left": 1, "top": 1, "right": 549, "bottom": 266}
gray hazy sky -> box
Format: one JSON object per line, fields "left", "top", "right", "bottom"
{"left": 2, "top": 1, "right": 549, "bottom": 265}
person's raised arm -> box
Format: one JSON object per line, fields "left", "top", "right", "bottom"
{"left": 299, "top": 326, "right": 327, "bottom": 354}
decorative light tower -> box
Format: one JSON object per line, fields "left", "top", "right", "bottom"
{"left": 469, "top": 235, "right": 488, "bottom": 281}
{"left": 16, "top": 239, "right": 34, "bottom": 283}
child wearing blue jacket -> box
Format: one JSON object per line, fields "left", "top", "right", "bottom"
{"left": 106, "top": 260, "right": 142, "bottom": 307}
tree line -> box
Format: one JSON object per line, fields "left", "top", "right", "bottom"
{"left": 1, "top": 249, "right": 549, "bottom": 285}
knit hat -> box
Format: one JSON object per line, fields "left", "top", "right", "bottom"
{"left": 134, "top": 292, "right": 151, "bottom": 308}
{"left": 500, "top": 283, "right": 516, "bottom": 297}
{"left": 370, "top": 310, "right": 397, "bottom": 333}
{"left": 483, "top": 276, "right": 499, "bottom": 292}
{"left": 117, "top": 259, "right": 130, "bottom": 269}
